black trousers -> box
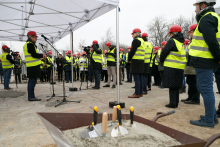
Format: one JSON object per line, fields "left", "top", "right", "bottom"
{"left": 73, "top": 68, "right": 76, "bottom": 80}
{"left": 102, "top": 70, "right": 108, "bottom": 82}
{"left": 40, "top": 71, "right": 47, "bottom": 82}
{"left": 169, "top": 88, "right": 179, "bottom": 105}
{"left": 58, "top": 70, "right": 63, "bottom": 81}
{"left": 80, "top": 71, "right": 88, "bottom": 81}
{"left": 76, "top": 67, "right": 79, "bottom": 80}
{"left": 122, "top": 67, "right": 124, "bottom": 80}
{"left": 147, "top": 73, "right": 151, "bottom": 88}
{"left": 154, "top": 74, "right": 161, "bottom": 85}
{"left": 159, "top": 71, "right": 164, "bottom": 85}
{"left": 187, "top": 75, "right": 200, "bottom": 102}
{"left": 15, "top": 73, "right": 21, "bottom": 83}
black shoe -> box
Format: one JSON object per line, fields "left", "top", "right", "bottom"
{"left": 216, "top": 92, "right": 220, "bottom": 94}
{"left": 181, "top": 98, "right": 191, "bottom": 102}
{"left": 152, "top": 83, "right": 157, "bottom": 86}
{"left": 217, "top": 111, "right": 220, "bottom": 118}
{"left": 119, "top": 83, "right": 123, "bottom": 85}
{"left": 165, "top": 103, "right": 177, "bottom": 108}
{"left": 126, "top": 81, "right": 130, "bottom": 83}
{"left": 92, "top": 86, "right": 100, "bottom": 89}
{"left": 112, "top": 85, "right": 116, "bottom": 88}
{"left": 28, "top": 98, "right": 42, "bottom": 101}
{"left": 103, "top": 84, "right": 110, "bottom": 87}
{"left": 66, "top": 81, "right": 69, "bottom": 83}
{"left": 184, "top": 100, "right": 200, "bottom": 105}
{"left": 131, "top": 86, "right": 135, "bottom": 88}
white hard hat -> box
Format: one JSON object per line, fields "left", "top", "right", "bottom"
{"left": 59, "top": 52, "right": 62, "bottom": 55}
{"left": 193, "top": 0, "right": 216, "bottom": 6}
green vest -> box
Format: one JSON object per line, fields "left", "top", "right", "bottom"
{"left": 0, "top": 53, "right": 13, "bottom": 69}
{"left": 131, "top": 37, "right": 145, "bottom": 60}
{"left": 107, "top": 48, "right": 116, "bottom": 62}
{"left": 144, "top": 41, "right": 153, "bottom": 63}
{"left": 23, "top": 41, "right": 41, "bottom": 67}
{"left": 164, "top": 39, "right": 187, "bottom": 70}
{"left": 92, "top": 49, "right": 103, "bottom": 63}
{"left": 189, "top": 12, "right": 220, "bottom": 59}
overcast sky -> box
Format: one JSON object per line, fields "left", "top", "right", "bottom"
{"left": 1, "top": 0, "right": 220, "bottom": 55}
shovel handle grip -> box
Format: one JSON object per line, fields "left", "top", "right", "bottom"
{"left": 117, "top": 105, "right": 122, "bottom": 126}
{"left": 93, "top": 106, "right": 98, "bottom": 125}
{"left": 130, "top": 106, "right": 134, "bottom": 125}
{"left": 168, "top": 110, "right": 175, "bottom": 115}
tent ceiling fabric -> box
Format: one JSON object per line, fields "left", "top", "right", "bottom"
{"left": 0, "top": 0, "right": 119, "bottom": 43}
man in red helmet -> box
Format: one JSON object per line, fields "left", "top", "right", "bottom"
{"left": 0, "top": 59, "right": 4, "bottom": 84}
{"left": 160, "top": 25, "right": 186, "bottom": 108}
{"left": 56, "top": 52, "right": 65, "bottom": 82}
{"left": 45, "top": 51, "right": 54, "bottom": 82}
{"left": 0, "top": 45, "right": 15, "bottom": 90}
{"left": 189, "top": 0, "right": 220, "bottom": 127}
{"left": 23, "top": 31, "right": 43, "bottom": 101}
{"left": 125, "top": 46, "right": 132, "bottom": 83}
{"left": 128, "top": 28, "right": 145, "bottom": 98}
{"left": 75, "top": 53, "right": 80, "bottom": 81}
{"left": 64, "top": 50, "right": 74, "bottom": 83}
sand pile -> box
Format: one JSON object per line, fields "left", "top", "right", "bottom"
{"left": 63, "top": 121, "right": 181, "bottom": 147}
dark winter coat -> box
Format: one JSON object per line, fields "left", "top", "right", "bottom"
{"left": 63, "top": 56, "right": 75, "bottom": 72}
{"left": 90, "top": 44, "right": 102, "bottom": 71}
{"left": 56, "top": 57, "right": 65, "bottom": 71}
{"left": 151, "top": 53, "right": 159, "bottom": 76}
{"left": 14, "top": 58, "right": 22, "bottom": 74}
{"left": 189, "top": 7, "right": 220, "bottom": 69}
{"left": 26, "top": 39, "right": 43, "bottom": 78}
{"left": 128, "top": 36, "right": 144, "bottom": 74}
{"left": 106, "top": 45, "right": 117, "bottom": 66}
{"left": 0, "top": 62, "right": 3, "bottom": 75}
{"left": 215, "top": 65, "right": 220, "bottom": 74}
{"left": 160, "top": 33, "right": 185, "bottom": 88}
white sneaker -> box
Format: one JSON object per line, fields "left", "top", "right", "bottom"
{"left": 88, "top": 81, "right": 92, "bottom": 87}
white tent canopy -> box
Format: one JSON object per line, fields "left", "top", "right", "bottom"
{"left": 0, "top": 0, "right": 119, "bottom": 43}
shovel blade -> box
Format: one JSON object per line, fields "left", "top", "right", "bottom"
{"left": 111, "top": 126, "right": 128, "bottom": 137}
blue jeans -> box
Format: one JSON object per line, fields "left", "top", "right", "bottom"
{"left": 195, "top": 68, "right": 217, "bottom": 123}
{"left": 133, "top": 73, "right": 143, "bottom": 95}
{"left": 3, "top": 68, "right": 12, "bottom": 88}
{"left": 143, "top": 74, "right": 148, "bottom": 92}
{"left": 126, "top": 68, "right": 132, "bottom": 82}
{"left": 88, "top": 65, "right": 93, "bottom": 82}
{"left": 28, "top": 78, "right": 37, "bottom": 98}
{"left": 93, "top": 68, "right": 100, "bottom": 88}
{"left": 0, "top": 75, "right": 3, "bottom": 83}
{"left": 182, "top": 74, "right": 186, "bottom": 87}
{"left": 65, "top": 71, "right": 72, "bottom": 82}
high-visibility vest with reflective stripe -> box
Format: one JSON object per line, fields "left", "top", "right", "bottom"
{"left": 150, "top": 55, "right": 158, "bottom": 67}
{"left": 107, "top": 48, "right": 116, "bottom": 62}
{"left": 189, "top": 12, "right": 220, "bottom": 59}
{"left": 92, "top": 49, "right": 103, "bottom": 63}
{"left": 144, "top": 41, "right": 153, "bottom": 63}
{"left": 126, "top": 53, "right": 128, "bottom": 62}
{"left": 75, "top": 58, "right": 78, "bottom": 68}
{"left": 164, "top": 39, "right": 187, "bottom": 70}
{"left": 46, "top": 56, "right": 53, "bottom": 68}
{"left": 131, "top": 37, "right": 145, "bottom": 60}
{"left": 64, "top": 56, "right": 72, "bottom": 66}
{"left": 102, "top": 57, "right": 107, "bottom": 68}
{"left": 0, "top": 53, "right": 13, "bottom": 69}
{"left": 80, "top": 58, "right": 88, "bottom": 68}
{"left": 23, "top": 41, "right": 41, "bottom": 67}
{"left": 40, "top": 61, "right": 47, "bottom": 69}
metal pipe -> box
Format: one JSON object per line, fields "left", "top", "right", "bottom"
{"left": 70, "top": 29, "right": 74, "bottom": 87}
{"left": 116, "top": 6, "right": 120, "bottom": 103}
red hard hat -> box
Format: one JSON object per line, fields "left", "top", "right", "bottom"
{"left": 141, "top": 33, "right": 148, "bottom": 37}
{"left": 77, "top": 53, "right": 80, "bottom": 56}
{"left": 184, "top": 39, "right": 190, "bottom": 45}
{"left": 27, "top": 31, "right": 38, "bottom": 37}
{"left": 43, "top": 55, "right": 47, "bottom": 58}
{"left": 104, "top": 50, "right": 107, "bottom": 54}
{"left": 2, "top": 45, "right": 9, "bottom": 50}
{"left": 188, "top": 24, "right": 197, "bottom": 33}
{"left": 131, "top": 28, "right": 141, "bottom": 35}
{"left": 80, "top": 53, "right": 83, "bottom": 56}
{"left": 168, "top": 25, "right": 182, "bottom": 33}
{"left": 106, "top": 42, "right": 111, "bottom": 47}
{"left": 161, "top": 41, "right": 167, "bottom": 46}
{"left": 120, "top": 48, "right": 123, "bottom": 51}
{"left": 65, "top": 52, "right": 68, "bottom": 54}
{"left": 159, "top": 48, "right": 162, "bottom": 50}
{"left": 67, "top": 50, "right": 71, "bottom": 54}
{"left": 90, "top": 45, "right": 93, "bottom": 48}
{"left": 72, "top": 54, "right": 75, "bottom": 56}
{"left": 154, "top": 46, "right": 159, "bottom": 50}
{"left": 48, "top": 51, "right": 52, "bottom": 54}
{"left": 128, "top": 46, "right": 131, "bottom": 49}
{"left": 16, "top": 52, "right": 19, "bottom": 55}
{"left": 82, "top": 52, "right": 86, "bottom": 55}
{"left": 93, "top": 40, "right": 98, "bottom": 44}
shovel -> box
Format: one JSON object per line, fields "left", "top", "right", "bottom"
{"left": 79, "top": 106, "right": 102, "bottom": 139}
{"left": 108, "top": 106, "right": 117, "bottom": 127}
{"left": 111, "top": 105, "right": 128, "bottom": 137}
{"left": 126, "top": 106, "right": 137, "bottom": 127}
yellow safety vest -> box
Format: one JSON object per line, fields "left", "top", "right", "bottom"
{"left": 46, "top": 56, "right": 53, "bottom": 68}
{"left": 107, "top": 48, "right": 116, "bottom": 62}
{"left": 0, "top": 53, "right": 13, "bottom": 69}
{"left": 102, "top": 57, "right": 107, "bottom": 68}
{"left": 126, "top": 53, "right": 129, "bottom": 62}
{"left": 144, "top": 41, "right": 153, "bottom": 63}
{"left": 164, "top": 39, "right": 187, "bottom": 70}
{"left": 189, "top": 12, "right": 220, "bottom": 59}
{"left": 150, "top": 54, "right": 158, "bottom": 67}
{"left": 64, "top": 56, "right": 72, "bottom": 66}
{"left": 23, "top": 42, "right": 41, "bottom": 67}
{"left": 40, "top": 61, "right": 47, "bottom": 69}
{"left": 80, "top": 58, "right": 88, "bottom": 68}
{"left": 131, "top": 37, "right": 145, "bottom": 60}
{"left": 92, "top": 49, "right": 103, "bottom": 63}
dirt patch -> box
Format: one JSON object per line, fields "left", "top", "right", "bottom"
{"left": 0, "top": 90, "right": 26, "bottom": 98}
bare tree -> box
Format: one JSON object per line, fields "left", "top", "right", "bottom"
{"left": 99, "top": 27, "right": 115, "bottom": 51}
{"left": 77, "top": 39, "right": 86, "bottom": 52}
{"left": 147, "top": 16, "right": 170, "bottom": 47}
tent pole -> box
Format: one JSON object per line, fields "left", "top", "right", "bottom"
{"left": 116, "top": 6, "right": 120, "bottom": 103}
{"left": 70, "top": 30, "right": 74, "bottom": 87}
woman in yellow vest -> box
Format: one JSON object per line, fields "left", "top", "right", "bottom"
{"left": 23, "top": 31, "right": 43, "bottom": 101}
{"left": 151, "top": 46, "right": 160, "bottom": 86}
{"left": 90, "top": 40, "right": 103, "bottom": 89}
{"left": 159, "top": 25, "right": 186, "bottom": 108}
{"left": 1, "top": 45, "right": 15, "bottom": 90}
